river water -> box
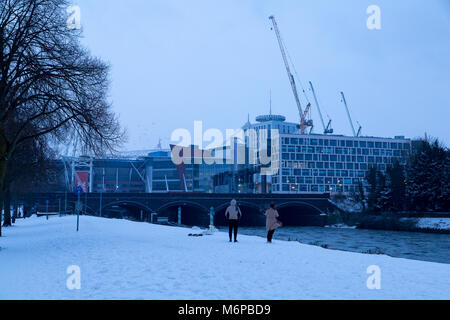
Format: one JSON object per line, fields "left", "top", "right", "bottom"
{"left": 219, "top": 226, "right": 450, "bottom": 264}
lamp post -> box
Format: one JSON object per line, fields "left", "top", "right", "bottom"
{"left": 74, "top": 186, "right": 83, "bottom": 232}
{"left": 209, "top": 207, "right": 215, "bottom": 228}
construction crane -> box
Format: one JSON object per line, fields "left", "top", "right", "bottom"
{"left": 269, "top": 15, "right": 312, "bottom": 134}
{"left": 356, "top": 121, "right": 362, "bottom": 137}
{"left": 340, "top": 92, "right": 362, "bottom": 137}
{"left": 309, "top": 81, "right": 333, "bottom": 134}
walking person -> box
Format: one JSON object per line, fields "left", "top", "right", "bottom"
{"left": 225, "top": 199, "right": 242, "bottom": 243}
{"left": 265, "top": 202, "right": 282, "bottom": 243}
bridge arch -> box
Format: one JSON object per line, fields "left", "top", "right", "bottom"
{"left": 214, "top": 201, "right": 265, "bottom": 227}
{"left": 156, "top": 200, "right": 210, "bottom": 227}
{"left": 275, "top": 201, "right": 326, "bottom": 226}
{"left": 101, "top": 200, "right": 153, "bottom": 222}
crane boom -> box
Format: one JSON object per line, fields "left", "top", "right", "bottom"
{"left": 356, "top": 123, "right": 362, "bottom": 137}
{"left": 269, "top": 15, "right": 312, "bottom": 134}
{"left": 309, "top": 81, "right": 333, "bottom": 134}
{"left": 309, "top": 82, "right": 325, "bottom": 130}
{"left": 340, "top": 92, "right": 357, "bottom": 137}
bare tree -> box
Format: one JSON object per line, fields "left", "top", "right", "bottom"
{"left": 0, "top": 0, "right": 125, "bottom": 230}
{"left": 2, "top": 130, "right": 55, "bottom": 227}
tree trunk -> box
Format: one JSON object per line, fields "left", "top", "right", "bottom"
{"left": 0, "top": 191, "right": 3, "bottom": 237}
{"left": 0, "top": 162, "right": 6, "bottom": 230}
{"left": 0, "top": 155, "right": 11, "bottom": 227}
{"left": 3, "top": 187, "right": 11, "bottom": 227}
{"left": 13, "top": 194, "right": 18, "bottom": 223}
{"left": 0, "top": 160, "right": 5, "bottom": 195}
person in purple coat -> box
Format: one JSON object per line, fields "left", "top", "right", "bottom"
{"left": 265, "top": 202, "right": 282, "bottom": 243}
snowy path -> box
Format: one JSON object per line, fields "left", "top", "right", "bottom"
{"left": 0, "top": 216, "right": 449, "bottom": 300}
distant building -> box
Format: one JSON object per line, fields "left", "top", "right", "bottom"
{"left": 144, "top": 145, "right": 254, "bottom": 193}
{"left": 243, "top": 113, "right": 411, "bottom": 194}
{"left": 45, "top": 113, "right": 411, "bottom": 195}
{"left": 49, "top": 145, "right": 253, "bottom": 194}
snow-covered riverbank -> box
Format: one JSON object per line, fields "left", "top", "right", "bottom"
{"left": 417, "top": 218, "right": 450, "bottom": 231}
{"left": 0, "top": 216, "right": 449, "bottom": 300}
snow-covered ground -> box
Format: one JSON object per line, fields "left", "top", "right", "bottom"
{"left": 417, "top": 218, "right": 450, "bottom": 231}
{"left": 324, "top": 224, "right": 357, "bottom": 229}
{"left": 0, "top": 216, "right": 449, "bottom": 300}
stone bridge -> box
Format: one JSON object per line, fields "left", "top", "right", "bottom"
{"left": 22, "top": 192, "right": 337, "bottom": 227}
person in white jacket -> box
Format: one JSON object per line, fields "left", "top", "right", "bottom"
{"left": 225, "top": 199, "right": 242, "bottom": 242}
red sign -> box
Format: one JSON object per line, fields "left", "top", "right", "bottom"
{"left": 75, "top": 172, "right": 89, "bottom": 193}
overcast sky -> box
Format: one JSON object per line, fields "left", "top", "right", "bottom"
{"left": 75, "top": 0, "right": 450, "bottom": 150}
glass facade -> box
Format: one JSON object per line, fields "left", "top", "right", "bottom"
{"left": 144, "top": 148, "right": 251, "bottom": 193}
{"left": 92, "top": 159, "right": 146, "bottom": 193}
{"left": 243, "top": 115, "right": 411, "bottom": 194}
{"left": 272, "top": 134, "right": 411, "bottom": 193}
